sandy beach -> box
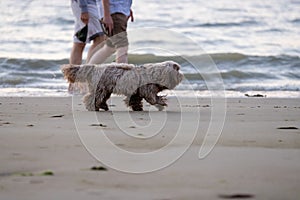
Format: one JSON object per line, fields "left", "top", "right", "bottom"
{"left": 0, "top": 96, "right": 299, "bottom": 200}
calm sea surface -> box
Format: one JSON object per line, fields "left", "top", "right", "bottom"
{"left": 0, "top": 0, "right": 299, "bottom": 97}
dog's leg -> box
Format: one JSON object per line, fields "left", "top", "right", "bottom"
{"left": 83, "top": 93, "right": 97, "bottom": 111}
{"left": 94, "top": 86, "right": 112, "bottom": 111}
{"left": 95, "top": 90, "right": 111, "bottom": 111}
{"left": 139, "top": 84, "right": 167, "bottom": 106}
{"left": 100, "top": 91, "right": 112, "bottom": 111}
{"left": 127, "top": 93, "right": 143, "bottom": 111}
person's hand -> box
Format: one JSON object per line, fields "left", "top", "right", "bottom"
{"left": 127, "top": 9, "right": 134, "bottom": 22}
{"left": 81, "top": 12, "right": 89, "bottom": 24}
{"left": 102, "top": 15, "right": 114, "bottom": 36}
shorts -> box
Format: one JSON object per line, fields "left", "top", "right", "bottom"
{"left": 71, "top": 0, "right": 104, "bottom": 43}
{"left": 106, "top": 13, "right": 129, "bottom": 48}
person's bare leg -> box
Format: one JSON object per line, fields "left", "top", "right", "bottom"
{"left": 87, "top": 44, "right": 115, "bottom": 64}
{"left": 69, "top": 42, "right": 85, "bottom": 93}
{"left": 86, "top": 35, "right": 106, "bottom": 63}
{"left": 70, "top": 42, "right": 85, "bottom": 64}
{"left": 116, "top": 46, "right": 128, "bottom": 63}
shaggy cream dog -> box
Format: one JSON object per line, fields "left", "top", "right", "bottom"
{"left": 61, "top": 61, "right": 183, "bottom": 111}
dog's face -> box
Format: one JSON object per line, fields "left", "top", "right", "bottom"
{"left": 155, "top": 61, "right": 183, "bottom": 89}
{"left": 61, "top": 64, "right": 97, "bottom": 83}
{"left": 61, "top": 64, "right": 78, "bottom": 83}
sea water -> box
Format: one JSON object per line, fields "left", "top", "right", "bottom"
{"left": 0, "top": 0, "right": 299, "bottom": 97}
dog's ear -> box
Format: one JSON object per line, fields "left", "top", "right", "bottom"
{"left": 165, "top": 61, "right": 180, "bottom": 71}
{"left": 172, "top": 63, "right": 180, "bottom": 71}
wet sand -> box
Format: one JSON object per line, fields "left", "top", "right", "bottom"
{"left": 0, "top": 96, "right": 299, "bottom": 200}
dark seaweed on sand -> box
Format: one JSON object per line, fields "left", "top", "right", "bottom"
{"left": 50, "top": 114, "right": 64, "bottom": 118}
{"left": 90, "top": 123, "right": 107, "bottom": 127}
{"left": 40, "top": 171, "right": 54, "bottom": 176}
{"left": 218, "top": 193, "right": 254, "bottom": 199}
{"left": 90, "top": 166, "right": 107, "bottom": 171}
{"left": 277, "top": 126, "right": 298, "bottom": 130}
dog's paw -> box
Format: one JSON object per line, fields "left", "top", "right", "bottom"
{"left": 156, "top": 96, "right": 167, "bottom": 106}
{"left": 131, "top": 106, "right": 143, "bottom": 111}
{"left": 85, "top": 104, "right": 97, "bottom": 111}
{"left": 130, "top": 102, "right": 144, "bottom": 111}
{"left": 99, "top": 103, "right": 109, "bottom": 111}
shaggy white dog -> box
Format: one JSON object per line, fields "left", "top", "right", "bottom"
{"left": 61, "top": 61, "right": 183, "bottom": 111}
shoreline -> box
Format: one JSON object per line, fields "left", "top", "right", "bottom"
{"left": 0, "top": 96, "right": 299, "bottom": 199}
{"left": 0, "top": 88, "right": 299, "bottom": 98}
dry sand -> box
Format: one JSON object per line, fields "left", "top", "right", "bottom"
{"left": 0, "top": 96, "right": 299, "bottom": 200}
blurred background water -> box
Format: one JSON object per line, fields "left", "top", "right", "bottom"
{"left": 0, "top": 0, "right": 299, "bottom": 97}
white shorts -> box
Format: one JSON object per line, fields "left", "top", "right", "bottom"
{"left": 71, "top": 0, "right": 104, "bottom": 43}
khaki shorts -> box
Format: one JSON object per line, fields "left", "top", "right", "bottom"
{"left": 106, "top": 13, "right": 129, "bottom": 48}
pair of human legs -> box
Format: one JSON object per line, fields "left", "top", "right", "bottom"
{"left": 70, "top": 0, "right": 105, "bottom": 65}
{"left": 70, "top": 35, "right": 105, "bottom": 65}
{"left": 69, "top": 36, "right": 106, "bottom": 93}
{"left": 87, "top": 13, "right": 130, "bottom": 64}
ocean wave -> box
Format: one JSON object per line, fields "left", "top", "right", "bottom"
{"left": 194, "top": 20, "right": 259, "bottom": 28}
{"left": 51, "top": 17, "right": 74, "bottom": 25}
{"left": 0, "top": 58, "right": 68, "bottom": 70}
{"left": 0, "top": 53, "right": 299, "bottom": 94}
{"left": 291, "top": 18, "right": 300, "bottom": 24}
{"left": 1, "top": 53, "right": 298, "bottom": 71}
{"left": 183, "top": 70, "right": 275, "bottom": 81}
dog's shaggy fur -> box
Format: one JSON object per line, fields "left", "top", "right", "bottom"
{"left": 61, "top": 61, "right": 183, "bottom": 111}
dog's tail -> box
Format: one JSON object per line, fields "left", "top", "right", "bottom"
{"left": 61, "top": 64, "right": 95, "bottom": 83}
